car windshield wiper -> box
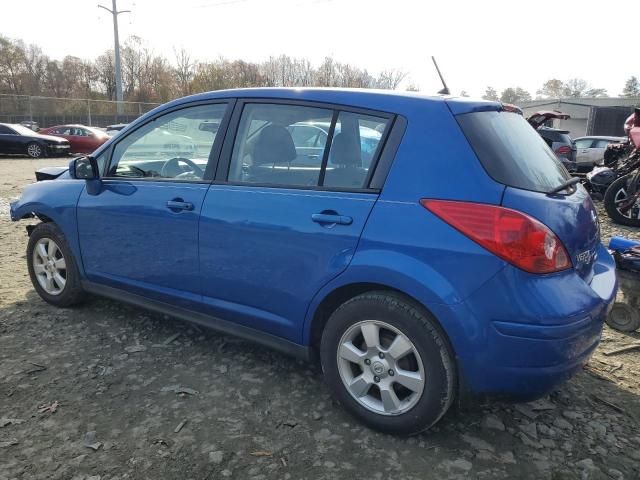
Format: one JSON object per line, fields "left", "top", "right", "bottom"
{"left": 547, "top": 177, "right": 580, "bottom": 195}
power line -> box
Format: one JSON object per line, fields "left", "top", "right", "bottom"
{"left": 98, "top": 0, "right": 131, "bottom": 116}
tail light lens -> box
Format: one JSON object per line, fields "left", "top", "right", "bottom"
{"left": 420, "top": 200, "right": 571, "bottom": 274}
{"left": 555, "top": 145, "right": 572, "bottom": 155}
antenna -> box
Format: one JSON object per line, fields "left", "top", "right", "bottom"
{"left": 431, "top": 57, "right": 450, "bottom": 95}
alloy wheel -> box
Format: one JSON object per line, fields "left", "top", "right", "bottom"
{"left": 337, "top": 320, "right": 425, "bottom": 416}
{"left": 613, "top": 187, "right": 640, "bottom": 220}
{"left": 27, "top": 143, "right": 42, "bottom": 158}
{"left": 32, "top": 237, "right": 66, "bottom": 295}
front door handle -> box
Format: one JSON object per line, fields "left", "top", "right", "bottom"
{"left": 166, "top": 199, "right": 194, "bottom": 211}
{"left": 311, "top": 213, "right": 353, "bottom": 225}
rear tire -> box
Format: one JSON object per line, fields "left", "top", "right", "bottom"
{"left": 604, "top": 175, "right": 640, "bottom": 227}
{"left": 320, "top": 291, "right": 456, "bottom": 435}
{"left": 26, "top": 142, "right": 44, "bottom": 158}
{"left": 27, "top": 222, "right": 86, "bottom": 307}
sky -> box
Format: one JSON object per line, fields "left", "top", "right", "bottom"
{"left": 1, "top": 0, "right": 639, "bottom": 98}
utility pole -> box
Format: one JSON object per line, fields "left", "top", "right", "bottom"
{"left": 98, "top": 0, "right": 130, "bottom": 117}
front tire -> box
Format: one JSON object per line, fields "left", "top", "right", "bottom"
{"left": 27, "top": 223, "right": 85, "bottom": 307}
{"left": 604, "top": 175, "right": 640, "bottom": 227}
{"left": 26, "top": 142, "right": 44, "bottom": 158}
{"left": 320, "top": 292, "right": 456, "bottom": 435}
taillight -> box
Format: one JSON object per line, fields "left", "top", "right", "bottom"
{"left": 420, "top": 200, "right": 571, "bottom": 274}
{"left": 555, "top": 145, "right": 572, "bottom": 155}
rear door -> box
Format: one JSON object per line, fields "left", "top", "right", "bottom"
{"left": 77, "top": 101, "right": 232, "bottom": 305}
{"left": 198, "top": 101, "right": 393, "bottom": 342}
{"left": 456, "top": 109, "right": 600, "bottom": 282}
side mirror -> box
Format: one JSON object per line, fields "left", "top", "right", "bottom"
{"left": 69, "top": 156, "right": 99, "bottom": 180}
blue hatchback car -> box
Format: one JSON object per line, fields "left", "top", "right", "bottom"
{"left": 10, "top": 88, "right": 617, "bottom": 434}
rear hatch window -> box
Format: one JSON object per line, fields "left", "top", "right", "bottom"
{"left": 456, "top": 109, "right": 599, "bottom": 281}
{"left": 457, "top": 110, "right": 570, "bottom": 193}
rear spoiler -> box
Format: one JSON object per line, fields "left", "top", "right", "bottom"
{"left": 35, "top": 166, "right": 68, "bottom": 181}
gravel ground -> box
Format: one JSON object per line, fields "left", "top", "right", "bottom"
{"left": 1, "top": 156, "right": 639, "bottom": 480}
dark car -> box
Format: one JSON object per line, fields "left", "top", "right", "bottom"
{"left": 0, "top": 123, "right": 70, "bottom": 158}
{"left": 39, "top": 124, "right": 110, "bottom": 154}
{"left": 527, "top": 111, "right": 577, "bottom": 173}
{"left": 10, "top": 89, "right": 616, "bottom": 435}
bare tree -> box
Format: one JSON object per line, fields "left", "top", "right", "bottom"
{"left": 536, "top": 79, "right": 565, "bottom": 99}
{"left": 375, "top": 69, "right": 407, "bottom": 90}
{"left": 563, "top": 78, "right": 589, "bottom": 98}
{"left": 482, "top": 86, "right": 499, "bottom": 101}
{"left": 621, "top": 76, "right": 640, "bottom": 97}
{"left": 173, "top": 48, "right": 195, "bottom": 96}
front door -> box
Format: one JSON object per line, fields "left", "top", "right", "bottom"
{"left": 77, "top": 101, "right": 230, "bottom": 305}
{"left": 199, "top": 101, "right": 393, "bottom": 342}
{"left": 0, "top": 125, "right": 20, "bottom": 153}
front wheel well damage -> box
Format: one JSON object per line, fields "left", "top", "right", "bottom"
{"left": 19, "top": 212, "right": 52, "bottom": 236}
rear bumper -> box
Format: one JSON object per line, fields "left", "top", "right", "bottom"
{"left": 431, "top": 243, "right": 617, "bottom": 400}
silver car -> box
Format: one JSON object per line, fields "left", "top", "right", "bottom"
{"left": 574, "top": 136, "right": 626, "bottom": 169}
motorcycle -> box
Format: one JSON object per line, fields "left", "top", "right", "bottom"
{"left": 585, "top": 108, "right": 640, "bottom": 227}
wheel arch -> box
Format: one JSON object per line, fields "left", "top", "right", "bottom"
{"left": 10, "top": 180, "right": 87, "bottom": 275}
{"left": 306, "top": 280, "right": 454, "bottom": 359}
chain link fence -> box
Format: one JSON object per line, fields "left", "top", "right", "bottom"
{"left": 0, "top": 94, "right": 160, "bottom": 129}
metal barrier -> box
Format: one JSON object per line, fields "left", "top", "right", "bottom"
{"left": 0, "top": 94, "right": 160, "bottom": 128}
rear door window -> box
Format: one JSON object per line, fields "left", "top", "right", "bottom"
{"left": 457, "top": 111, "right": 570, "bottom": 193}
{"left": 228, "top": 103, "right": 333, "bottom": 187}
{"left": 227, "top": 102, "right": 391, "bottom": 190}
{"left": 323, "top": 112, "right": 388, "bottom": 189}
{"left": 593, "top": 139, "right": 612, "bottom": 148}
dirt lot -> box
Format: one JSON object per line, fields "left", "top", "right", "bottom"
{"left": 1, "top": 156, "right": 639, "bottom": 480}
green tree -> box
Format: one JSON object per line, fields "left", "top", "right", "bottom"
{"left": 621, "top": 76, "right": 640, "bottom": 97}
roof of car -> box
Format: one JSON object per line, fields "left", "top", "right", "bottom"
{"left": 538, "top": 126, "right": 571, "bottom": 135}
{"left": 574, "top": 136, "right": 626, "bottom": 141}
{"left": 158, "top": 88, "right": 501, "bottom": 116}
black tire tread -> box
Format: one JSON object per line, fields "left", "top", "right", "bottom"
{"left": 604, "top": 175, "right": 640, "bottom": 227}
{"left": 27, "top": 222, "right": 86, "bottom": 307}
{"left": 321, "top": 290, "right": 456, "bottom": 435}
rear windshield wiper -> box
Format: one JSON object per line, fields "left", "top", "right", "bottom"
{"left": 547, "top": 177, "right": 580, "bottom": 195}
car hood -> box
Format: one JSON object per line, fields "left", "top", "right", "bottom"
{"left": 35, "top": 166, "right": 70, "bottom": 181}
{"left": 527, "top": 111, "right": 570, "bottom": 129}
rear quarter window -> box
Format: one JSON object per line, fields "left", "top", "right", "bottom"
{"left": 456, "top": 111, "right": 570, "bottom": 193}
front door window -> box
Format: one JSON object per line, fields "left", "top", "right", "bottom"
{"left": 108, "top": 103, "right": 227, "bottom": 181}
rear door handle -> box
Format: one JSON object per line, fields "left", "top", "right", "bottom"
{"left": 311, "top": 213, "right": 353, "bottom": 225}
{"left": 166, "top": 199, "right": 194, "bottom": 211}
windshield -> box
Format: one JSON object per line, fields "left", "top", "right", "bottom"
{"left": 457, "top": 111, "right": 570, "bottom": 193}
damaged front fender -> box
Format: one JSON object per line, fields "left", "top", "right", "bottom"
{"left": 10, "top": 179, "right": 87, "bottom": 270}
